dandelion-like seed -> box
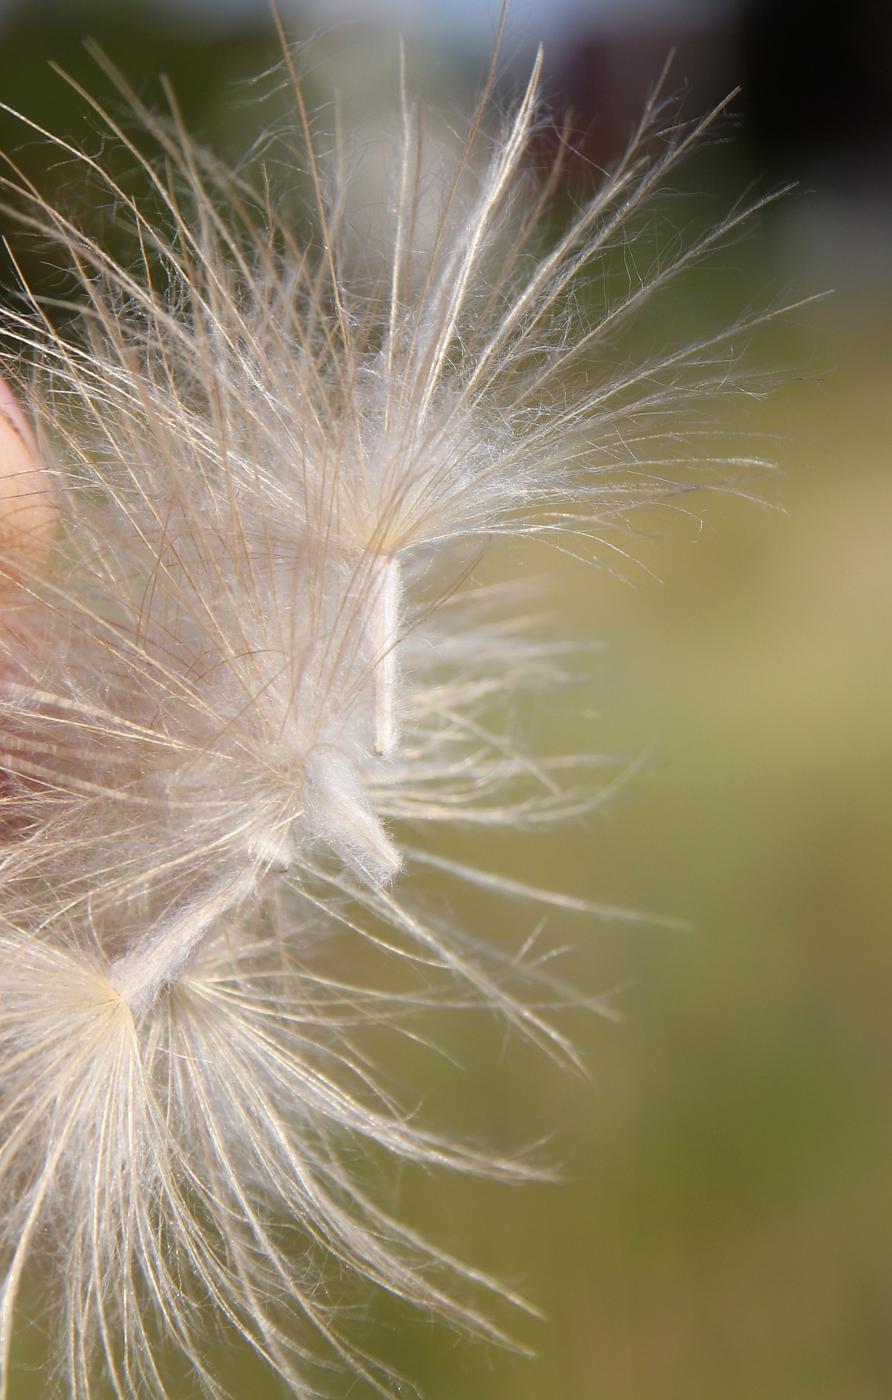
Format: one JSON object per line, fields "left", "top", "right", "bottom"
{"left": 0, "top": 13, "right": 798, "bottom": 1398}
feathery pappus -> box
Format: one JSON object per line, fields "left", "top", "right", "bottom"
{"left": 0, "top": 13, "right": 797, "bottom": 1398}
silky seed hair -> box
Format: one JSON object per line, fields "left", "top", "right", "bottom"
{"left": 0, "top": 15, "right": 796, "bottom": 1399}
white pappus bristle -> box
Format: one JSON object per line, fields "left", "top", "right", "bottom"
{"left": 0, "top": 19, "right": 795, "bottom": 1400}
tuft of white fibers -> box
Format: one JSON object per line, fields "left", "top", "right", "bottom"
{"left": 0, "top": 17, "right": 802, "bottom": 1399}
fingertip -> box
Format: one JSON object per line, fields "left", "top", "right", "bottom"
{"left": 0, "top": 376, "right": 56, "bottom": 585}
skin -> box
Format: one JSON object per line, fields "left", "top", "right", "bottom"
{"left": 0, "top": 376, "right": 55, "bottom": 585}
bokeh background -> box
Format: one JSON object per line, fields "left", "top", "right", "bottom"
{"left": 1, "top": 1, "right": 890, "bottom": 1397}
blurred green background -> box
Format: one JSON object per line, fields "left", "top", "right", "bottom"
{"left": 1, "top": 1, "right": 891, "bottom": 1397}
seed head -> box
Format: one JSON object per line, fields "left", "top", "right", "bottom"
{"left": 0, "top": 21, "right": 793, "bottom": 1399}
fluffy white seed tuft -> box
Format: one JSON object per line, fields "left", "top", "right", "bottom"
{"left": 0, "top": 22, "right": 794, "bottom": 1399}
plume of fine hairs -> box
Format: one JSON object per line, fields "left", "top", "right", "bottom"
{"left": 0, "top": 19, "right": 797, "bottom": 1399}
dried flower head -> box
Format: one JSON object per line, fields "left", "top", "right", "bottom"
{"left": 0, "top": 14, "right": 796, "bottom": 1399}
